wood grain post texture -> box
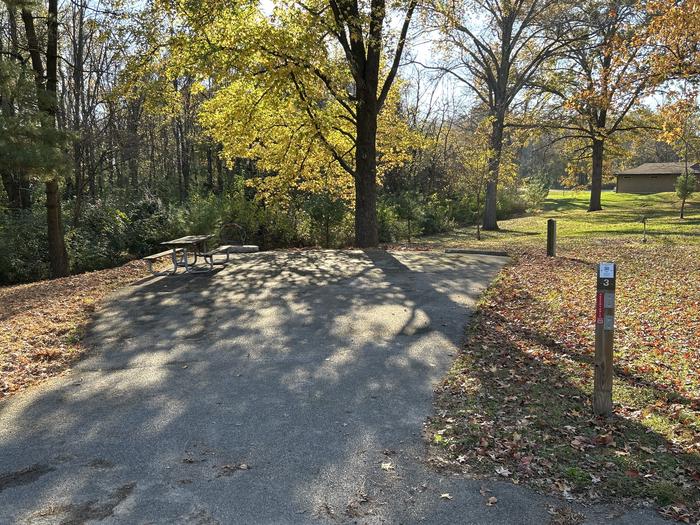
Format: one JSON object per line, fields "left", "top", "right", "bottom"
{"left": 546, "top": 219, "right": 557, "bottom": 257}
{"left": 593, "top": 262, "right": 616, "bottom": 416}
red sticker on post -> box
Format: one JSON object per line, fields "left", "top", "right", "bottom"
{"left": 596, "top": 292, "right": 604, "bottom": 324}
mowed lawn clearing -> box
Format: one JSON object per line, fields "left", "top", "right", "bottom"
{"left": 423, "top": 191, "right": 700, "bottom": 523}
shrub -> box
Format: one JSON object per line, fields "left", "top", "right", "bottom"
{"left": 304, "top": 193, "right": 349, "bottom": 247}
{"left": 524, "top": 174, "right": 551, "bottom": 211}
{"left": 377, "top": 198, "right": 405, "bottom": 243}
{"left": 497, "top": 185, "right": 528, "bottom": 220}
{"left": 395, "top": 191, "right": 425, "bottom": 242}
{"left": 450, "top": 194, "right": 479, "bottom": 225}
{"left": 65, "top": 200, "right": 129, "bottom": 273}
{"left": 421, "top": 194, "right": 455, "bottom": 235}
{"left": 0, "top": 207, "right": 50, "bottom": 284}
{"left": 123, "top": 194, "right": 186, "bottom": 256}
{"left": 217, "top": 187, "right": 306, "bottom": 249}
{"left": 675, "top": 172, "right": 696, "bottom": 218}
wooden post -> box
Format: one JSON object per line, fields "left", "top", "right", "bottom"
{"left": 546, "top": 219, "right": 557, "bottom": 257}
{"left": 593, "top": 262, "right": 616, "bottom": 416}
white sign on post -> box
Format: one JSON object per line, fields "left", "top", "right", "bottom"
{"left": 604, "top": 314, "right": 614, "bottom": 331}
{"left": 599, "top": 262, "right": 615, "bottom": 279}
{"left": 604, "top": 292, "right": 615, "bottom": 309}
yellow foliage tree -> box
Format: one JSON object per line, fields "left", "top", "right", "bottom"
{"left": 164, "top": 0, "right": 418, "bottom": 246}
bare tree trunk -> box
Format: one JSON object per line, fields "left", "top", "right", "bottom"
{"left": 589, "top": 138, "right": 604, "bottom": 212}
{"left": 0, "top": 6, "right": 32, "bottom": 210}
{"left": 215, "top": 151, "right": 224, "bottom": 194}
{"left": 483, "top": 114, "right": 504, "bottom": 230}
{"left": 174, "top": 120, "right": 185, "bottom": 202}
{"left": 354, "top": 94, "right": 379, "bottom": 247}
{"left": 681, "top": 143, "right": 689, "bottom": 219}
{"left": 206, "top": 146, "right": 213, "bottom": 192}
{"left": 126, "top": 98, "right": 141, "bottom": 188}
{"left": 71, "top": 0, "right": 85, "bottom": 226}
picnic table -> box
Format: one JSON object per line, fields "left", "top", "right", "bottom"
{"left": 143, "top": 227, "right": 260, "bottom": 276}
{"left": 160, "top": 235, "right": 214, "bottom": 274}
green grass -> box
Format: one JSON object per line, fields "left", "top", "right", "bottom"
{"left": 423, "top": 190, "right": 700, "bottom": 250}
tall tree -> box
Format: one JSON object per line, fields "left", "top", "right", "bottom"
{"left": 169, "top": 0, "right": 417, "bottom": 246}
{"left": 0, "top": 3, "right": 33, "bottom": 210}
{"left": 428, "top": 0, "right": 573, "bottom": 229}
{"left": 540, "top": 0, "right": 654, "bottom": 211}
{"left": 659, "top": 84, "right": 700, "bottom": 218}
{"left": 20, "top": 0, "right": 69, "bottom": 276}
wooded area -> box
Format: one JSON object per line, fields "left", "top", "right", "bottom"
{"left": 1, "top": 0, "right": 699, "bottom": 284}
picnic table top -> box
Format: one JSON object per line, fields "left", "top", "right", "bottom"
{"left": 161, "top": 235, "right": 213, "bottom": 247}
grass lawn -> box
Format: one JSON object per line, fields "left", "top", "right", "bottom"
{"left": 421, "top": 191, "right": 700, "bottom": 522}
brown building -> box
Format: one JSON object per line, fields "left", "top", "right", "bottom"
{"left": 615, "top": 162, "right": 700, "bottom": 193}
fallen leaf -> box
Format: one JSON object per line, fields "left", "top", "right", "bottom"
{"left": 495, "top": 466, "right": 511, "bottom": 477}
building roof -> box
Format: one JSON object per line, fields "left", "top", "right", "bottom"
{"left": 615, "top": 162, "right": 700, "bottom": 176}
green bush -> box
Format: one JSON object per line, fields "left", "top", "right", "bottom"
{"left": 185, "top": 193, "right": 222, "bottom": 236}
{"left": 123, "top": 195, "right": 186, "bottom": 256}
{"left": 65, "top": 200, "right": 129, "bottom": 273}
{"left": 497, "top": 186, "right": 528, "bottom": 220}
{"left": 0, "top": 207, "right": 50, "bottom": 284}
{"left": 377, "top": 198, "right": 405, "bottom": 243}
{"left": 395, "top": 191, "right": 424, "bottom": 242}
{"left": 62, "top": 194, "right": 187, "bottom": 272}
{"left": 421, "top": 194, "right": 455, "bottom": 235}
{"left": 524, "top": 174, "right": 551, "bottom": 211}
{"left": 218, "top": 186, "right": 306, "bottom": 249}
{"left": 450, "top": 195, "right": 479, "bottom": 225}
{"left": 304, "top": 193, "right": 349, "bottom": 247}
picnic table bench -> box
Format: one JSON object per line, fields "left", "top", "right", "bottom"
{"left": 143, "top": 223, "right": 259, "bottom": 275}
{"left": 143, "top": 248, "right": 184, "bottom": 276}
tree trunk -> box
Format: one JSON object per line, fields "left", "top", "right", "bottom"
{"left": 483, "top": 180, "right": 498, "bottom": 230}
{"left": 206, "top": 146, "right": 214, "bottom": 192}
{"left": 1, "top": 171, "right": 32, "bottom": 209}
{"left": 0, "top": 9, "right": 32, "bottom": 210}
{"left": 45, "top": 0, "right": 69, "bottom": 276}
{"left": 354, "top": 98, "right": 379, "bottom": 247}
{"left": 128, "top": 152, "right": 138, "bottom": 188}
{"left": 88, "top": 148, "right": 97, "bottom": 198}
{"left": 589, "top": 138, "right": 604, "bottom": 212}
{"left": 46, "top": 178, "right": 69, "bottom": 276}
{"left": 215, "top": 153, "right": 224, "bottom": 194}
{"left": 72, "top": 141, "right": 83, "bottom": 226}
{"left": 681, "top": 143, "right": 689, "bottom": 219}
{"left": 483, "top": 115, "right": 504, "bottom": 231}
{"left": 71, "top": 0, "right": 85, "bottom": 226}
{"left": 22, "top": 2, "right": 69, "bottom": 277}
{"left": 127, "top": 114, "right": 139, "bottom": 188}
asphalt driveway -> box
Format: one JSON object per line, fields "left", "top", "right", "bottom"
{"left": 0, "top": 250, "right": 667, "bottom": 524}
